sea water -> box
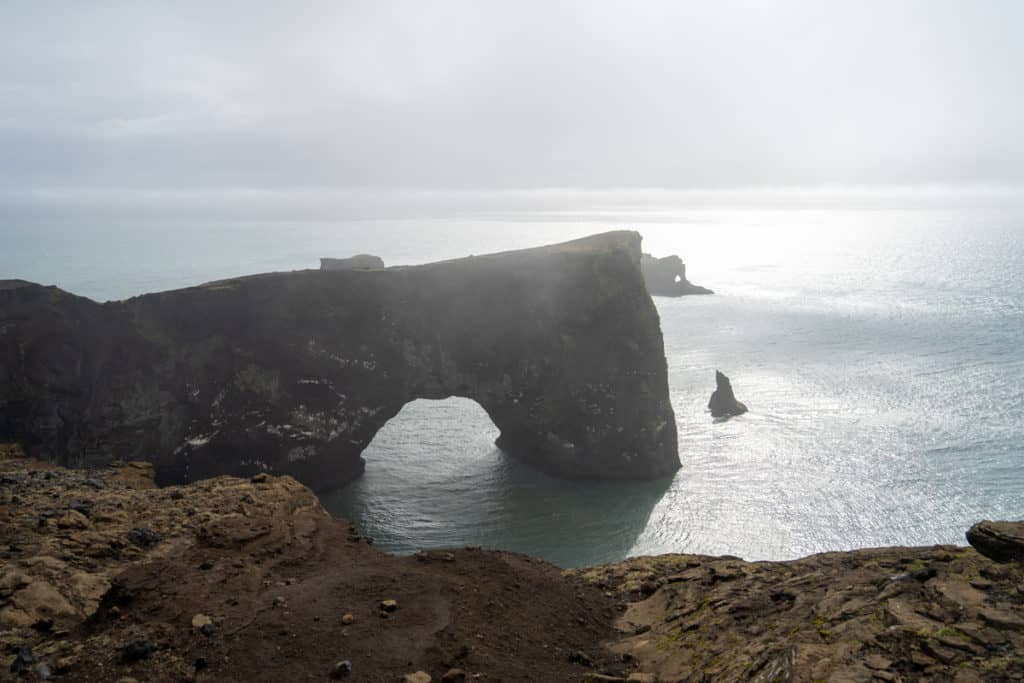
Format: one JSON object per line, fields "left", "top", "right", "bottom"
{"left": 3, "top": 204, "right": 1022, "bottom": 567}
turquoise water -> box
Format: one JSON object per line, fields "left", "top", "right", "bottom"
{"left": 3, "top": 206, "right": 1023, "bottom": 567}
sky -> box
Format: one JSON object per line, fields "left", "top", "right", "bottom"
{"left": 2, "top": 1, "right": 1024, "bottom": 218}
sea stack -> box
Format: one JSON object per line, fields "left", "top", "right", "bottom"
{"left": 708, "top": 370, "right": 748, "bottom": 418}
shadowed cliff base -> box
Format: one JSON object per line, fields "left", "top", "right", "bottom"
{"left": 0, "top": 231, "right": 679, "bottom": 491}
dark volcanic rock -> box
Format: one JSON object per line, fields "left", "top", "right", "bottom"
{"left": 0, "top": 232, "right": 679, "bottom": 490}
{"left": 708, "top": 370, "right": 748, "bottom": 418}
{"left": 640, "top": 253, "right": 713, "bottom": 296}
{"left": 320, "top": 254, "right": 386, "bottom": 271}
{"left": 966, "top": 520, "right": 1024, "bottom": 563}
{"left": 127, "top": 527, "right": 161, "bottom": 548}
{"left": 122, "top": 639, "right": 154, "bottom": 662}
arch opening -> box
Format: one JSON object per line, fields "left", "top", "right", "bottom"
{"left": 319, "top": 397, "right": 672, "bottom": 568}
{"left": 321, "top": 396, "right": 503, "bottom": 549}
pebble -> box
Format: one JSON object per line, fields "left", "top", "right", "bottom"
{"left": 441, "top": 668, "right": 467, "bottom": 682}
{"left": 341, "top": 613, "right": 355, "bottom": 625}
{"left": 191, "top": 613, "right": 213, "bottom": 630}
{"left": 864, "top": 654, "right": 893, "bottom": 671}
{"left": 380, "top": 599, "right": 398, "bottom": 612}
{"left": 9, "top": 645, "right": 34, "bottom": 673}
{"left": 568, "top": 650, "right": 594, "bottom": 666}
{"left": 57, "top": 509, "right": 90, "bottom": 532}
{"left": 122, "top": 640, "right": 154, "bottom": 662}
{"left": 330, "top": 660, "right": 353, "bottom": 679}
{"left": 403, "top": 673, "right": 431, "bottom": 683}
{"left": 127, "top": 527, "right": 161, "bottom": 548}
{"left": 273, "top": 596, "right": 287, "bottom": 608}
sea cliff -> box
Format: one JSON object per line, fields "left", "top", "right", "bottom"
{"left": 0, "top": 232, "right": 679, "bottom": 491}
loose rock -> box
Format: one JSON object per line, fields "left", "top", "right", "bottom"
{"left": 127, "top": 527, "right": 161, "bottom": 548}
{"left": 191, "top": 613, "right": 213, "bottom": 630}
{"left": 330, "top": 659, "right": 352, "bottom": 679}
{"left": 966, "top": 520, "right": 1024, "bottom": 563}
{"left": 9, "top": 645, "right": 34, "bottom": 673}
{"left": 122, "top": 640, "right": 154, "bottom": 662}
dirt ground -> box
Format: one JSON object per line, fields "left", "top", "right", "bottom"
{"left": 2, "top": 457, "right": 1022, "bottom": 682}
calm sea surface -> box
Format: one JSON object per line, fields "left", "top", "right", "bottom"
{"left": 3, "top": 206, "right": 1023, "bottom": 567}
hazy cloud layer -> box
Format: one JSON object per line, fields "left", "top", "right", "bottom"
{"left": 2, "top": 1, "right": 1023, "bottom": 200}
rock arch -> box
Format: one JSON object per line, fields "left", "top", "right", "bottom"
{"left": 0, "top": 232, "right": 680, "bottom": 490}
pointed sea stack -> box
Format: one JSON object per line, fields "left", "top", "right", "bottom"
{"left": 708, "top": 370, "right": 748, "bottom": 418}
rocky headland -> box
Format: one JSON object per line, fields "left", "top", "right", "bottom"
{"left": 0, "top": 232, "right": 679, "bottom": 491}
{"left": 2, "top": 456, "right": 1022, "bottom": 682}
{"left": 639, "top": 255, "right": 713, "bottom": 297}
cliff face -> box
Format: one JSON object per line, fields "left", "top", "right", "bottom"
{"left": 0, "top": 231, "right": 679, "bottom": 489}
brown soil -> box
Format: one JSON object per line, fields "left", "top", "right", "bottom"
{"left": 2, "top": 457, "right": 1023, "bottom": 682}
{"left": 0, "top": 459, "right": 623, "bottom": 682}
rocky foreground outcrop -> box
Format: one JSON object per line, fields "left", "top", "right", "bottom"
{"left": 3, "top": 457, "right": 1022, "bottom": 682}
{"left": 0, "top": 457, "right": 619, "bottom": 682}
{"left": 640, "top": 254, "right": 713, "bottom": 297}
{"left": 0, "top": 231, "right": 679, "bottom": 490}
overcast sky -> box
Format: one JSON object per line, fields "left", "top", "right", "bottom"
{"left": 2, "top": 1, "right": 1023, "bottom": 209}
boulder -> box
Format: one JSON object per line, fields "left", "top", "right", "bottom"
{"left": 708, "top": 371, "right": 748, "bottom": 418}
{"left": 966, "top": 521, "right": 1024, "bottom": 563}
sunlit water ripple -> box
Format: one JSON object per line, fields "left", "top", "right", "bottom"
{"left": 4, "top": 207, "right": 1023, "bottom": 567}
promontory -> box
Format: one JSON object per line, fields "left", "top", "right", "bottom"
{"left": 0, "top": 231, "right": 679, "bottom": 490}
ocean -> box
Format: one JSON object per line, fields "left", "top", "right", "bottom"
{"left": 3, "top": 201, "right": 1023, "bottom": 567}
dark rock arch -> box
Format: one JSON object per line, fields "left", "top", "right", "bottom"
{"left": 0, "top": 232, "right": 680, "bottom": 490}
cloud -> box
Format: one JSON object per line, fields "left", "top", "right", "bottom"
{"left": 1, "top": 0, "right": 1023, "bottom": 197}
